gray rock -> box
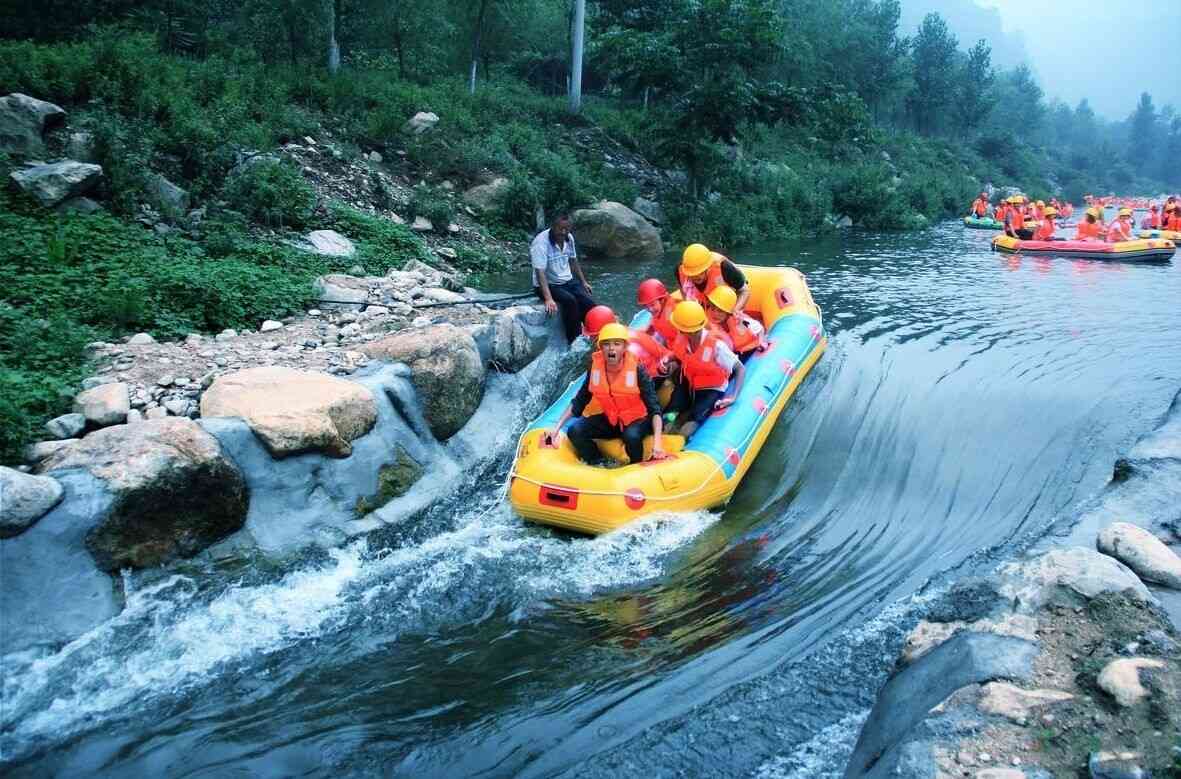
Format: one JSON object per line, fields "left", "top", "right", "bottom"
{"left": 45, "top": 412, "right": 86, "bottom": 440}
{"left": 0, "top": 470, "right": 120, "bottom": 655}
{"left": 836, "top": 215, "right": 854, "bottom": 228}
{"left": 126, "top": 408, "right": 144, "bottom": 424}
{"left": 38, "top": 417, "right": 248, "bottom": 571}
{"left": 631, "top": 196, "right": 665, "bottom": 225}
{"left": 299, "top": 229, "right": 357, "bottom": 259}
{"left": 73, "top": 382, "right": 130, "bottom": 427}
{"left": 80, "top": 375, "right": 115, "bottom": 391}
{"left": 997, "top": 547, "right": 1153, "bottom": 610}
{"left": 0, "top": 466, "right": 64, "bottom": 537}
{"left": 144, "top": 172, "right": 190, "bottom": 217}
{"left": 127, "top": 332, "right": 156, "bottom": 345}
{"left": 215, "top": 328, "right": 238, "bottom": 341}
{"left": 368, "top": 150, "right": 383, "bottom": 163}
{"left": 314, "top": 274, "right": 369, "bottom": 309}
{"left": 421, "top": 287, "right": 464, "bottom": 304}
{"left": 1097, "top": 521, "right": 1181, "bottom": 589}
{"left": 0, "top": 93, "right": 67, "bottom": 156}
{"left": 411, "top": 216, "right": 433, "bottom": 232}
{"left": 1088, "top": 751, "right": 1147, "bottom": 779}
{"left": 844, "top": 632, "right": 1038, "bottom": 778}
{"left": 260, "top": 319, "right": 283, "bottom": 333}
{"left": 462, "top": 177, "right": 510, "bottom": 212}
{"left": 403, "top": 111, "right": 439, "bottom": 135}
{"left": 10, "top": 160, "right": 104, "bottom": 208}
{"left": 571, "top": 200, "right": 663, "bottom": 259}
{"left": 145, "top": 406, "right": 167, "bottom": 420}
{"left": 24, "top": 438, "right": 77, "bottom": 464}
{"left": 163, "top": 398, "right": 194, "bottom": 417}
{"left": 481, "top": 307, "right": 550, "bottom": 372}
{"left": 362, "top": 324, "right": 485, "bottom": 440}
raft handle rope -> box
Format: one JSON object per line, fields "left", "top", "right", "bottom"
{"left": 503, "top": 311, "right": 824, "bottom": 505}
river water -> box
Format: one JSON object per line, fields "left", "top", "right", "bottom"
{"left": 4, "top": 223, "right": 1180, "bottom": 777}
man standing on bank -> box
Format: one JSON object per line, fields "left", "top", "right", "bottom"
{"left": 532, "top": 213, "right": 597, "bottom": 343}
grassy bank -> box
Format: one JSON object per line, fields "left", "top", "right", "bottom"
{"left": 0, "top": 31, "right": 1078, "bottom": 462}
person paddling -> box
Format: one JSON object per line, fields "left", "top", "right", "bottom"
{"left": 548, "top": 324, "right": 665, "bottom": 466}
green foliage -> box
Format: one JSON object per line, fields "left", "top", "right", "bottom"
{"left": 222, "top": 160, "right": 316, "bottom": 228}
{"left": 326, "top": 203, "right": 431, "bottom": 271}
{"left": 406, "top": 184, "right": 454, "bottom": 231}
{"left": 495, "top": 175, "right": 542, "bottom": 230}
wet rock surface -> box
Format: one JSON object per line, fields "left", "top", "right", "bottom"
{"left": 1098, "top": 521, "right": 1181, "bottom": 589}
{"left": 38, "top": 418, "right": 248, "bottom": 571}
{"left": 0, "top": 466, "right": 64, "bottom": 538}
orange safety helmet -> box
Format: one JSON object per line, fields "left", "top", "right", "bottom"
{"left": 582, "top": 305, "right": 618, "bottom": 337}
{"left": 636, "top": 278, "right": 669, "bottom": 306}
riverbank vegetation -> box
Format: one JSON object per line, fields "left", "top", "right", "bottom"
{"left": 2, "top": 0, "right": 1179, "bottom": 461}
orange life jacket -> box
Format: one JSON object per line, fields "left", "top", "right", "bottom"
{"left": 1033, "top": 217, "right": 1055, "bottom": 241}
{"left": 673, "top": 331, "right": 731, "bottom": 390}
{"left": 994, "top": 207, "right": 1004, "bottom": 221}
{"left": 712, "top": 313, "right": 764, "bottom": 354}
{"left": 677, "top": 255, "right": 727, "bottom": 304}
{"left": 1004, "top": 206, "right": 1024, "bottom": 233}
{"left": 587, "top": 351, "right": 649, "bottom": 427}
{"left": 627, "top": 329, "right": 669, "bottom": 377}
{"left": 1106, "top": 219, "right": 1131, "bottom": 243}
{"left": 647, "top": 296, "right": 679, "bottom": 345}
{"left": 1075, "top": 220, "right": 1101, "bottom": 240}
{"left": 972, "top": 198, "right": 988, "bottom": 217}
{"left": 1148, "top": 212, "right": 1161, "bottom": 229}
{"left": 1168, "top": 215, "right": 1181, "bottom": 231}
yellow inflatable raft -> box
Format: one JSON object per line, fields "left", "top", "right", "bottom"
{"left": 508, "top": 265, "right": 826, "bottom": 535}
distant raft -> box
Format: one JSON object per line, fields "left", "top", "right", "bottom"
{"left": 508, "top": 265, "right": 826, "bottom": 535}
{"left": 1139, "top": 229, "right": 1181, "bottom": 241}
{"left": 963, "top": 215, "right": 1004, "bottom": 230}
{"left": 991, "top": 234, "right": 1176, "bottom": 261}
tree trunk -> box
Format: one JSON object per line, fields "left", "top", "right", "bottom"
{"left": 469, "top": 0, "right": 489, "bottom": 95}
{"left": 568, "top": 0, "right": 585, "bottom": 114}
{"left": 326, "top": 0, "right": 341, "bottom": 74}
{"left": 642, "top": 86, "right": 650, "bottom": 111}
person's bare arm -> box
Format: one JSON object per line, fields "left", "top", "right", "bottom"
{"left": 570, "top": 258, "right": 592, "bottom": 294}
{"left": 536, "top": 268, "right": 558, "bottom": 314}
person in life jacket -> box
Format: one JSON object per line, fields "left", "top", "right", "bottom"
{"left": 704, "top": 284, "right": 767, "bottom": 358}
{"left": 637, "top": 278, "right": 679, "bottom": 347}
{"left": 678, "top": 244, "right": 750, "bottom": 312}
{"left": 1166, "top": 203, "right": 1181, "bottom": 231}
{"left": 549, "top": 323, "right": 666, "bottom": 465}
{"left": 583, "top": 304, "right": 669, "bottom": 387}
{"left": 1075, "top": 207, "right": 1103, "bottom": 241}
{"left": 663, "top": 300, "right": 745, "bottom": 440}
{"left": 1106, "top": 208, "right": 1134, "bottom": 242}
{"left": 582, "top": 305, "right": 618, "bottom": 345}
{"left": 970, "top": 192, "right": 989, "bottom": 217}
{"left": 1033, "top": 200, "right": 1045, "bottom": 220}
{"left": 1004, "top": 197, "right": 1033, "bottom": 239}
{"left": 1033, "top": 206, "right": 1058, "bottom": 241}
{"left": 1145, "top": 204, "right": 1161, "bottom": 229}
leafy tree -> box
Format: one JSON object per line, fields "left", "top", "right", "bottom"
{"left": 1128, "top": 91, "right": 1158, "bottom": 174}
{"left": 955, "top": 39, "right": 994, "bottom": 134}
{"left": 907, "top": 13, "right": 958, "bottom": 135}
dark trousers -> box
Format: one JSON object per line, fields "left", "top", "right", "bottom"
{"left": 567, "top": 414, "right": 653, "bottom": 464}
{"left": 668, "top": 381, "right": 724, "bottom": 425}
{"left": 1015, "top": 228, "right": 1035, "bottom": 240}
{"left": 537, "top": 281, "right": 597, "bottom": 343}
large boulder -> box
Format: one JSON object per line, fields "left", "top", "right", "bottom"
{"left": 200, "top": 366, "right": 378, "bottom": 458}
{"left": 463, "top": 177, "right": 510, "bottom": 212}
{"left": 470, "top": 305, "right": 550, "bottom": 372}
{"left": 300, "top": 229, "right": 357, "bottom": 258}
{"left": 10, "top": 160, "right": 103, "bottom": 208}
{"left": 0, "top": 466, "right": 64, "bottom": 538}
{"left": 38, "top": 418, "right": 248, "bottom": 571}
{"left": 997, "top": 547, "right": 1152, "bottom": 609}
{"left": 144, "top": 172, "right": 190, "bottom": 216}
{"left": 313, "top": 273, "right": 369, "bottom": 309}
{"left": 403, "top": 111, "right": 439, "bottom": 135}
{"left": 1097, "top": 521, "right": 1181, "bottom": 589}
{"left": 631, "top": 196, "right": 665, "bottom": 225}
{"left": 73, "top": 382, "right": 130, "bottom": 427}
{"left": 362, "top": 324, "right": 485, "bottom": 440}
{"left": 0, "top": 93, "right": 66, "bottom": 156}
{"left": 571, "top": 200, "right": 664, "bottom": 259}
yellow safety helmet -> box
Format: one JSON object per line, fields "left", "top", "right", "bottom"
{"left": 705, "top": 285, "right": 738, "bottom": 314}
{"left": 680, "top": 243, "right": 713, "bottom": 277}
{"left": 1036, "top": 200, "right": 1045, "bottom": 207}
{"left": 1043, "top": 206, "right": 1058, "bottom": 217}
{"left": 1085, "top": 207, "right": 1100, "bottom": 218}
{"left": 671, "top": 300, "right": 707, "bottom": 333}
{"left": 1007, "top": 195, "right": 1022, "bottom": 204}
{"left": 1118, "top": 207, "right": 1133, "bottom": 217}
{"left": 596, "top": 323, "right": 630, "bottom": 343}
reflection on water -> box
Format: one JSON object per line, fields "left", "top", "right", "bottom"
{"left": 4, "top": 223, "right": 1180, "bottom": 778}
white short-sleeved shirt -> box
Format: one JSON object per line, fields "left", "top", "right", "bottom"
{"left": 530, "top": 229, "right": 576, "bottom": 287}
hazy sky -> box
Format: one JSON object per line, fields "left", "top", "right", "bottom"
{"left": 902, "top": 0, "right": 1181, "bottom": 120}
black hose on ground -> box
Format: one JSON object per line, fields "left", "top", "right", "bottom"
{"left": 313, "top": 291, "right": 536, "bottom": 309}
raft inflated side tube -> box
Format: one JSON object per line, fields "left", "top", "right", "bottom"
{"left": 1139, "top": 229, "right": 1181, "bottom": 241}
{"left": 963, "top": 216, "right": 1004, "bottom": 230}
{"left": 991, "top": 234, "right": 1176, "bottom": 262}
{"left": 509, "top": 265, "right": 826, "bottom": 535}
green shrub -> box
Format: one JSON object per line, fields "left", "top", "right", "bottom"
{"left": 406, "top": 184, "right": 453, "bottom": 231}
{"left": 495, "top": 175, "right": 542, "bottom": 230}
{"left": 326, "top": 203, "right": 431, "bottom": 271}
{"left": 222, "top": 160, "right": 315, "bottom": 228}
